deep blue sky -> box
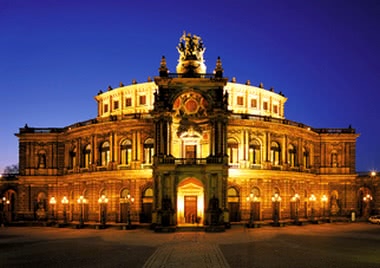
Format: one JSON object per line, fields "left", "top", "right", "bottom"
{"left": 1, "top": 0, "right": 379, "bottom": 173}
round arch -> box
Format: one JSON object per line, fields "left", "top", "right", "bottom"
{"left": 227, "top": 186, "right": 240, "bottom": 222}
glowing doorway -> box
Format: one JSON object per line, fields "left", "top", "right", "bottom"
{"left": 177, "top": 178, "right": 204, "bottom": 225}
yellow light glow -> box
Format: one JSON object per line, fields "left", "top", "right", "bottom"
{"left": 61, "top": 196, "right": 69, "bottom": 204}
{"left": 49, "top": 196, "right": 57, "bottom": 205}
{"left": 309, "top": 194, "right": 316, "bottom": 202}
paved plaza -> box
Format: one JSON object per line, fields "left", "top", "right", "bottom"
{"left": 0, "top": 223, "right": 379, "bottom": 267}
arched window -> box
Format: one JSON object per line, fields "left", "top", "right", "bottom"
{"left": 228, "top": 187, "right": 240, "bottom": 222}
{"left": 270, "top": 141, "right": 281, "bottom": 166}
{"left": 249, "top": 139, "right": 261, "bottom": 165}
{"left": 143, "top": 138, "right": 154, "bottom": 165}
{"left": 69, "top": 146, "right": 77, "bottom": 169}
{"left": 141, "top": 187, "right": 153, "bottom": 223}
{"left": 228, "top": 187, "right": 239, "bottom": 198}
{"left": 100, "top": 141, "right": 110, "bottom": 166}
{"left": 288, "top": 144, "right": 297, "bottom": 167}
{"left": 83, "top": 144, "right": 91, "bottom": 168}
{"left": 251, "top": 187, "right": 261, "bottom": 197}
{"left": 303, "top": 147, "right": 310, "bottom": 168}
{"left": 120, "top": 139, "right": 132, "bottom": 165}
{"left": 227, "top": 138, "right": 239, "bottom": 166}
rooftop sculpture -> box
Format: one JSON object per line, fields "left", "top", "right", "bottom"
{"left": 176, "top": 31, "right": 207, "bottom": 74}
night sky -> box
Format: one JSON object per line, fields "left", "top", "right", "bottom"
{"left": 1, "top": 0, "right": 379, "bottom": 173}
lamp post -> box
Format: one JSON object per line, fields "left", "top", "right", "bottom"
{"left": 49, "top": 196, "right": 57, "bottom": 223}
{"left": 1, "top": 197, "right": 10, "bottom": 226}
{"left": 291, "top": 193, "right": 300, "bottom": 224}
{"left": 77, "top": 195, "right": 87, "bottom": 227}
{"left": 61, "top": 196, "right": 69, "bottom": 224}
{"left": 321, "top": 194, "right": 328, "bottom": 219}
{"left": 363, "top": 193, "right": 373, "bottom": 218}
{"left": 126, "top": 194, "right": 135, "bottom": 229}
{"left": 309, "top": 194, "right": 316, "bottom": 222}
{"left": 272, "top": 193, "right": 281, "bottom": 226}
{"left": 98, "top": 194, "right": 109, "bottom": 227}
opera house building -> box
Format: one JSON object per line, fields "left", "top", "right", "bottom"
{"left": 1, "top": 33, "right": 377, "bottom": 229}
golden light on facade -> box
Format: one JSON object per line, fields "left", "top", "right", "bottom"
{"left": 321, "top": 195, "right": 328, "bottom": 203}
{"left": 13, "top": 32, "right": 363, "bottom": 228}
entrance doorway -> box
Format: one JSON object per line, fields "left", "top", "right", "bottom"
{"left": 185, "top": 196, "right": 197, "bottom": 223}
{"left": 177, "top": 178, "right": 204, "bottom": 225}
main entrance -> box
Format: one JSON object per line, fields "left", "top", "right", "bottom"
{"left": 184, "top": 196, "right": 197, "bottom": 223}
{"left": 177, "top": 178, "right": 204, "bottom": 225}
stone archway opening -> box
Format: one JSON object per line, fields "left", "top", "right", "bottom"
{"left": 177, "top": 178, "right": 204, "bottom": 225}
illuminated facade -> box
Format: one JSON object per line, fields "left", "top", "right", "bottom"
{"left": 6, "top": 32, "right": 376, "bottom": 228}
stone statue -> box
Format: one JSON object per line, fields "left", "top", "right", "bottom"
{"left": 176, "top": 31, "right": 207, "bottom": 74}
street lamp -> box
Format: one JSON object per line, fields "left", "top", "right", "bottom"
{"left": 1, "top": 197, "right": 10, "bottom": 226}
{"left": 126, "top": 193, "right": 135, "bottom": 229}
{"left": 291, "top": 193, "right": 300, "bottom": 224}
{"left": 363, "top": 193, "right": 373, "bottom": 217}
{"left": 77, "top": 195, "right": 87, "bottom": 227}
{"left": 321, "top": 194, "right": 328, "bottom": 219}
{"left": 98, "top": 194, "right": 109, "bottom": 227}
{"left": 272, "top": 193, "right": 281, "bottom": 226}
{"left": 49, "top": 196, "right": 57, "bottom": 223}
{"left": 309, "top": 194, "right": 316, "bottom": 222}
{"left": 61, "top": 196, "right": 69, "bottom": 224}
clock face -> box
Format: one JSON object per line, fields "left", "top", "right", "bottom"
{"left": 173, "top": 92, "right": 208, "bottom": 118}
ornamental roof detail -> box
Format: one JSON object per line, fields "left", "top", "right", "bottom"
{"left": 176, "top": 31, "right": 207, "bottom": 74}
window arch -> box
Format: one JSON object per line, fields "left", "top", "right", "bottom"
{"left": 227, "top": 138, "right": 239, "bottom": 166}
{"left": 228, "top": 187, "right": 239, "bottom": 198}
{"left": 82, "top": 144, "right": 91, "bottom": 168}
{"left": 143, "top": 138, "right": 154, "bottom": 165}
{"left": 303, "top": 146, "right": 310, "bottom": 168}
{"left": 100, "top": 141, "right": 110, "bottom": 166}
{"left": 69, "top": 146, "right": 77, "bottom": 169}
{"left": 249, "top": 139, "right": 261, "bottom": 165}
{"left": 288, "top": 144, "right": 297, "bottom": 167}
{"left": 251, "top": 187, "right": 261, "bottom": 198}
{"left": 141, "top": 187, "right": 153, "bottom": 223}
{"left": 120, "top": 139, "right": 132, "bottom": 165}
{"left": 270, "top": 141, "right": 281, "bottom": 165}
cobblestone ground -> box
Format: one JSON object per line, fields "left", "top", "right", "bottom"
{"left": 0, "top": 223, "right": 379, "bottom": 268}
{"left": 143, "top": 232, "right": 229, "bottom": 268}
